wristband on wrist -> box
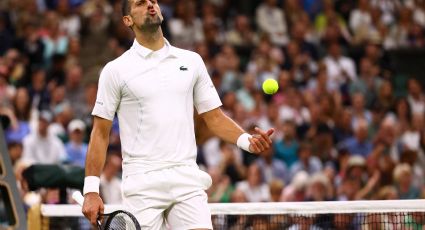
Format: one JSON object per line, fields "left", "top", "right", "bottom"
{"left": 83, "top": 176, "right": 100, "bottom": 195}
{"left": 237, "top": 133, "right": 253, "bottom": 153}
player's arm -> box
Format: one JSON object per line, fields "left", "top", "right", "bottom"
{"left": 82, "top": 116, "right": 113, "bottom": 225}
{"left": 200, "top": 107, "right": 274, "bottom": 154}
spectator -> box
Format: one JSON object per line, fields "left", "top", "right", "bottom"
{"left": 290, "top": 142, "right": 323, "bottom": 179}
{"left": 274, "top": 120, "right": 299, "bottom": 168}
{"left": 407, "top": 78, "right": 425, "bottom": 115}
{"left": 7, "top": 141, "right": 23, "bottom": 167}
{"left": 40, "top": 11, "right": 69, "bottom": 67}
{"left": 5, "top": 88, "right": 32, "bottom": 144}
{"left": 350, "top": 93, "right": 372, "bottom": 126}
{"left": 226, "top": 14, "right": 259, "bottom": 48}
{"left": 217, "top": 141, "right": 246, "bottom": 185}
{"left": 393, "top": 163, "right": 421, "bottom": 199}
{"left": 305, "top": 173, "right": 332, "bottom": 201}
{"left": 56, "top": 0, "right": 81, "bottom": 38}
{"left": 281, "top": 171, "right": 309, "bottom": 201}
{"left": 341, "top": 118, "right": 373, "bottom": 157}
{"left": 255, "top": 145, "right": 288, "bottom": 184}
{"left": 269, "top": 179, "right": 284, "bottom": 202}
{"left": 235, "top": 163, "right": 271, "bottom": 202}
{"left": 64, "top": 119, "right": 87, "bottom": 167}
{"left": 207, "top": 167, "right": 234, "bottom": 203}
{"left": 256, "top": 0, "right": 289, "bottom": 46}
{"left": 349, "top": 0, "right": 372, "bottom": 43}
{"left": 100, "top": 153, "right": 122, "bottom": 204}
{"left": 21, "top": 110, "right": 66, "bottom": 164}
{"left": 64, "top": 64, "right": 85, "bottom": 118}
{"left": 168, "top": 0, "right": 204, "bottom": 50}
{"left": 349, "top": 58, "right": 382, "bottom": 108}
{"left": 323, "top": 42, "right": 356, "bottom": 92}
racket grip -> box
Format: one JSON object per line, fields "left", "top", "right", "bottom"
{"left": 72, "top": 191, "right": 85, "bottom": 206}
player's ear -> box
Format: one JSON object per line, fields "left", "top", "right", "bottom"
{"left": 123, "top": 15, "right": 133, "bottom": 27}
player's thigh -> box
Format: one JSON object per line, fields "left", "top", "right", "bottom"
{"left": 122, "top": 173, "right": 170, "bottom": 230}
{"left": 166, "top": 192, "right": 212, "bottom": 230}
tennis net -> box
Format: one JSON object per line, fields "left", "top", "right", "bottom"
{"left": 38, "top": 200, "right": 425, "bottom": 229}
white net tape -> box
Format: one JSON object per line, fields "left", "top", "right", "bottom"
{"left": 41, "top": 199, "right": 425, "bottom": 217}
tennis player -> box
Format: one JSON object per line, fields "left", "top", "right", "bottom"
{"left": 82, "top": 0, "right": 274, "bottom": 229}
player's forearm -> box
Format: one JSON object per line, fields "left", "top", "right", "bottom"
{"left": 85, "top": 128, "right": 110, "bottom": 177}
{"left": 202, "top": 109, "right": 244, "bottom": 144}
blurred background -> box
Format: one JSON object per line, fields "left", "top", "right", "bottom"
{"left": 0, "top": 0, "right": 425, "bottom": 216}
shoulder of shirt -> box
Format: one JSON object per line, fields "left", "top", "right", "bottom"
{"left": 103, "top": 50, "right": 133, "bottom": 71}
{"left": 170, "top": 46, "right": 203, "bottom": 61}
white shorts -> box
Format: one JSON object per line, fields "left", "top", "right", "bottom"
{"left": 121, "top": 165, "right": 213, "bottom": 230}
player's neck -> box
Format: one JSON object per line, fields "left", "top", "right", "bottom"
{"left": 135, "top": 28, "right": 164, "bottom": 51}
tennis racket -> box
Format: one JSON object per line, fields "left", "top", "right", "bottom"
{"left": 72, "top": 191, "right": 141, "bottom": 230}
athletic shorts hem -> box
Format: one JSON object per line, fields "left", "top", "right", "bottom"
{"left": 172, "top": 225, "right": 213, "bottom": 230}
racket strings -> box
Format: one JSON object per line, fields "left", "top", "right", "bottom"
{"left": 102, "top": 211, "right": 140, "bottom": 230}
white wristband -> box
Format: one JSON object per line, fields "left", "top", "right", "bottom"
{"left": 83, "top": 176, "right": 100, "bottom": 195}
{"left": 237, "top": 133, "right": 252, "bottom": 153}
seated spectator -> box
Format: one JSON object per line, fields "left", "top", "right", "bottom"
{"left": 100, "top": 153, "right": 122, "bottom": 204}
{"left": 305, "top": 173, "right": 332, "bottom": 201}
{"left": 323, "top": 42, "right": 356, "bottom": 92}
{"left": 226, "top": 14, "right": 259, "bottom": 48}
{"left": 235, "top": 163, "right": 271, "bottom": 202}
{"left": 64, "top": 119, "right": 87, "bottom": 167}
{"left": 255, "top": 145, "right": 288, "bottom": 184}
{"left": 21, "top": 110, "right": 66, "bottom": 165}
{"left": 290, "top": 143, "right": 323, "bottom": 179}
{"left": 256, "top": 0, "right": 289, "bottom": 46}
{"left": 340, "top": 118, "right": 372, "bottom": 157}
{"left": 274, "top": 120, "right": 299, "bottom": 168}
{"left": 349, "top": 58, "right": 382, "bottom": 108}
{"left": 207, "top": 167, "right": 234, "bottom": 203}
{"left": 393, "top": 163, "right": 421, "bottom": 199}
{"left": 7, "top": 141, "right": 23, "bottom": 167}
{"left": 216, "top": 141, "right": 246, "bottom": 185}
{"left": 269, "top": 179, "right": 285, "bottom": 202}
{"left": 407, "top": 78, "right": 425, "bottom": 116}
{"left": 5, "top": 88, "right": 33, "bottom": 144}
{"left": 168, "top": 0, "right": 204, "bottom": 50}
{"left": 281, "top": 171, "right": 309, "bottom": 201}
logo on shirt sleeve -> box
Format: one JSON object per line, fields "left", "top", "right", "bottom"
{"left": 179, "top": 66, "right": 188, "bottom": 71}
{"left": 96, "top": 101, "right": 104, "bottom": 106}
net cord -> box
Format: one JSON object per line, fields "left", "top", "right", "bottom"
{"left": 41, "top": 200, "right": 425, "bottom": 217}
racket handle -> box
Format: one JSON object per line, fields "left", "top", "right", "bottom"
{"left": 72, "top": 191, "right": 85, "bottom": 206}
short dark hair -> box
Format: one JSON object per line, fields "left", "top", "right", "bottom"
{"left": 122, "top": 0, "right": 131, "bottom": 16}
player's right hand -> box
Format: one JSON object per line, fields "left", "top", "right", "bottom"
{"left": 82, "top": 192, "right": 104, "bottom": 226}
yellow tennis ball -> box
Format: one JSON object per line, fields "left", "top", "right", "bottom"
{"left": 262, "top": 79, "right": 279, "bottom": 95}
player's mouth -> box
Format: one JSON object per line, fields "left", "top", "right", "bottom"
{"left": 148, "top": 10, "right": 156, "bottom": 16}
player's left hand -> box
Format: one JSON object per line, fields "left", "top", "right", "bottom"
{"left": 248, "top": 127, "right": 274, "bottom": 154}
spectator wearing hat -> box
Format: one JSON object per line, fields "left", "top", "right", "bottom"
{"left": 64, "top": 119, "right": 87, "bottom": 167}
{"left": 21, "top": 110, "right": 66, "bottom": 165}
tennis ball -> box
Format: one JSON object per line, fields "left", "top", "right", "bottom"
{"left": 262, "top": 79, "right": 279, "bottom": 95}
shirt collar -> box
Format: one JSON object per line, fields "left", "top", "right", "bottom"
{"left": 132, "top": 38, "right": 178, "bottom": 59}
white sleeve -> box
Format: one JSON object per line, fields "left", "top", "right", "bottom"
{"left": 193, "top": 54, "right": 222, "bottom": 114}
{"left": 92, "top": 63, "right": 121, "bottom": 121}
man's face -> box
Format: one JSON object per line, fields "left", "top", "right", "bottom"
{"left": 125, "top": 0, "right": 163, "bottom": 31}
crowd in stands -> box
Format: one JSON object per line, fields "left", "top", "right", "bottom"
{"left": 1, "top": 0, "right": 425, "bottom": 209}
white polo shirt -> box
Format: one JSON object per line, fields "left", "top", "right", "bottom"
{"left": 92, "top": 39, "right": 222, "bottom": 174}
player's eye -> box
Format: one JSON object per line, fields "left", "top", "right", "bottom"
{"left": 135, "top": 0, "right": 146, "bottom": 6}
